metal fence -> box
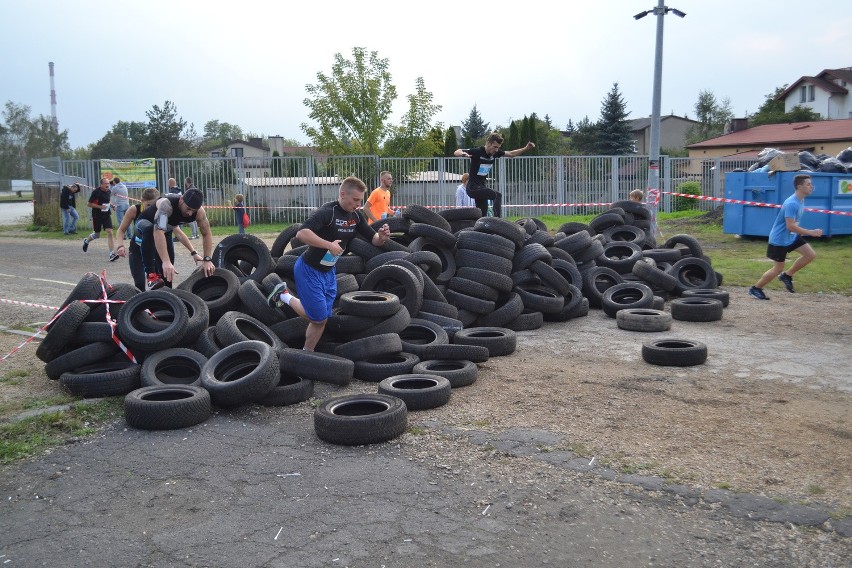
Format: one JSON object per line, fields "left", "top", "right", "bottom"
{"left": 31, "top": 154, "right": 756, "bottom": 228}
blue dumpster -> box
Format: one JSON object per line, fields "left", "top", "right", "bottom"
{"left": 723, "top": 171, "right": 852, "bottom": 237}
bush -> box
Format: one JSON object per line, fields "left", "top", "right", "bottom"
{"left": 674, "top": 181, "right": 701, "bottom": 211}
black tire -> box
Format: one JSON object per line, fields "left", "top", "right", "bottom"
{"left": 257, "top": 373, "right": 314, "bottom": 407}
{"left": 452, "top": 326, "right": 517, "bottom": 357}
{"left": 601, "top": 282, "right": 655, "bottom": 318}
{"left": 193, "top": 326, "right": 223, "bottom": 358}
{"left": 124, "top": 385, "right": 211, "bottom": 430}
{"left": 361, "top": 264, "right": 424, "bottom": 317}
{"left": 270, "top": 223, "right": 303, "bottom": 258}
{"left": 454, "top": 248, "right": 513, "bottom": 274}
{"left": 642, "top": 248, "right": 682, "bottom": 264}
{"left": 403, "top": 250, "right": 443, "bottom": 280}
{"left": 323, "top": 311, "right": 380, "bottom": 335}
{"left": 162, "top": 287, "right": 210, "bottom": 347}
{"left": 415, "top": 311, "right": 464, "bottom": 339}
{"left": 314, "top": 393, "right": 407, "bottom": 446}
{"left": 212, "top": 311, "right": 284, "bottom": 353}
{"left": 408, "top": 223, "right": 457, "bottom": 248}
{"left": 554, "top": 230, "right": 592, "bottom": 255}
{"left": 45, "top": 342, "right": 123, "bottom": 381}
{"left": 71, "top": 322, "right": 114, "bottom": 345}
{"left": 602, "top": 224, "right": 646, "bottom": 245}
{"left": 448, "top": 277, "right": 499, "bottom": 302}
{"left": 398, "top": 318, "right": 449, "bottom": 357}
{"left": 402, "top": 204, "right": 452, "bottom": 232}
{"left": 530, "top": 260, "right": 572, "bottom": 296}
{"left": 667, "top": 258, "right": 718, "bottom": 294}
{"left": 212, "top": 233, "right": 274, "bottom": 283}
{"left": 378, "top": 374, "right": 452, "bottom": 411}
{"left": 86, "top": 282, "right": 139, "bottom": 324}
{"left": 365, "top": 250, "right": 409, "bottom": 274}
{"left": 200, "top": 340, "right": 279, "bottom": 407}
{"left": 406, "top": 239, "right": 456, "bottom": 284}
{"left": 556, "top": 222, "right": 593, "bottom": 236}
{"left": 37, "top": 301, "right": 91, "bottom": 363}
{"left": 354, "top": 352, "right": 420, "bottom": 382}
{"left": 59, "top": 359, "right": 140, "bottom": 397}
{"left": 515, "top": 284, "right": 564, "bottom": 314}
{"left": 141, "top": 348, "right": 207, "bottom": 387}
{"left": 610, "top": 200, "right": 651, "bottom": 220}
{"left": 439, "top": 206, "right": 482, "bottom": 221}
{"left": 542, "top": 283, "right": 584, "bottom": 322}
{"left": 455, "top": 267, "right": 513, "bottom": 294}
{"left": 663, "top": 234, "right": 704, "bottom": 258}
{"left": 419, "top": 299, "right": 458, "bottom": 319}
{"left": 670, "top": 297, "right": 724, "bottom": 322}
{"left": 476, "top": 292, "right": 524, "bottom": 328}
{"left": 642, "top": 339, "right": 708, "bottom": 367}
{"left": 682, "top": 288, "right": 730, "bottom": 308}
{"left": 616, "top": 308, "right": 672, "bottom": 332}
{"left": 350, "top": 305, "right": 412, "bottom": 340}
{"left": 632, "top": 259, "right": 680, "bottom": 292}
{"left": 513, "top": 242, "right": 552, "bottom": 272}
{"left": 117, "top": 290, "right": 189, "bottom": 352}
{"left": 588, "top": 212, "right": 624, "bottom": 234}
{"left": 505, "top": 310, "right": 544, "bottom": 331}
{"left": 456, "top": 230, "right": 515, "bottom": 259}
{"left": 512, "top": 268, "right": 539, "bottom": 287}
{"left": 334, "top": 333, "right": 403, "bottom": 361}
{"left": 526, "top": 229, "right": 555, "bottom": 248}
{"left": 337, "top": 291, "right": 401, "bottom": 318}
{"left": 237, "top": 279, "right": 287, "bottom": 327}
{"left": 370, "top": 216, "right": 411, "bottom": 234}
{"left": 597, "top": 242, "right": 643, "bottom": 274}
{"left": 420, "top": 343, "right": 489, "bottom": 363}
{"left": 412, "top": 359, "right": 477, "bottom": 388}
{"left": 176, "top": 268, "right": 241, "bottom": 324}
{"left": 582, "top": 266, "right": 624, "bottom": 308}
{"left": 56, "top": 273, "right": 103, "bottom": 317}
{"left": 551, "top": 259, "right": 583, "bottom": 290}
{"left": 347, "top": 237, "right": 384, "bottom": 260}
{"left": 445, "top": 288, "right": 495, "bottom": 315}
{"left": 335, "top": 254, "right": 366, "bottom": 275}
{"left": 473, "top": 217, "right": 526, "bottom": 249}
{"left": 278, "top": 347, "right": 355, "bottom": 385}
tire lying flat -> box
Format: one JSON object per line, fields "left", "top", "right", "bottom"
{"left": 641, "top": 339, "right": 707, "bottom": 366}
{"left": 314, "top": 393, "right": 408, "bottom": 445}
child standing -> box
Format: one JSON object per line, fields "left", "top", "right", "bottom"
{"left": 234, "top": 194, "right": 246, "bottom": 234}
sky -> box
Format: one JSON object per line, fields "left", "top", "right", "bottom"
{"left": 2, "top": 0, "right": 851, "bottom": 150}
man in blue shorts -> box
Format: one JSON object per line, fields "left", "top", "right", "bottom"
{"left": 749, "top": 174, "right": 823, "bottom": 300}
{"left": 267, "top": 176, "right": 391, "bottom": 351}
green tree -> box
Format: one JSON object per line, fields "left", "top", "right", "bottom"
{"left": 91, "top": 120, "right": 147, "bottom": 158}
{"left": 686, "top": 90, "right": 733, "bottom": 144}
{"left": 596, "top": 82, "right": 632, "bottom": 155}
{"left": 301, "top": 47, "right": 397, "bottom": 155}
{"left": 569, "top": 116, "right": 599, "bottom": 155}
{"left": 443, "top": 126, "right": 458, "bottom": 156}
{"left": 381, "top": 76, "right": 443, "bottom": 157}
{"left": 461, "top": 105, "right": 489, "bottom": 146}
{"left": 507, "top": 121, "right": 520, "bottom": 150}
{"left": 142, "top": 101, "right": 194, "bottom": 157}
{"left": 200, "top": 120, "right": 244, "bottom": 151}
{"left": 749, "top": 86, "right": 822, "bottom": 126}
{"left": 0, "top": 101, "right": 70, "bottom": 179}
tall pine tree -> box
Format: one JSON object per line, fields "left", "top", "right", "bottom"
{"left": 596, "top": 83, "right": 632, "bottom": 155}
{"left": 443, "top": 126, "right": 458, "bottom": 156}
{"left": 461, "top": 105, "right": 489, "bottom": 146}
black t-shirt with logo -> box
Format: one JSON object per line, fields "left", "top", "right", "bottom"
{"left": 465, "top": 146, "right": 505, "bottom": 189}
{"left": 300, "top": 201, "right": 375, "bottom": 272}
{"left": 87, "top": 187, "right": 112, "bottom": 218}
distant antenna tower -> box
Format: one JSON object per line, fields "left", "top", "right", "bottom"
{"left": 48, "top": 61, "right": 58, "bottom": 132}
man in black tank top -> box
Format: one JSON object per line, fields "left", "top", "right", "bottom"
{"left": 135, "top": 188, "right": 214, "bottom": 289}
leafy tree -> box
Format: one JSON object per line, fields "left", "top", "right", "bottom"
{"left": 461, "top": 105, "right": 489, "bottom": 146}
{"left": 0, "top": 101, "right": 70, "bottom": 179}
{"left": 506, "top": 121, "right": 520, "bottom": 151}
{"left": 596, "top": 82, "right": 632, "bottom": 155}
{"left": 443, "top": 126, "right": 458, "bottom": 156}
{"left": 686, "top": 90, "right": 733, "bottom": 144}
{"left": 381, "top": 76, "right": 443, "bottom": 157}
{"left": 90, "top": 120, "right": 147, "bottom": 158}
{"left": 200, "top": 120, "right": 244, "bottom": 151}
{"left": 749, "top": 86, "right": 822, "bottom": 126}
{"left": 301, "top": 47, "right": 397, "bottom": 155}
{"left": 569, "top": 116, "right": 599, "bottom": 155}
{"left": 142, "top": 101, "right": 194, "bottom": 157}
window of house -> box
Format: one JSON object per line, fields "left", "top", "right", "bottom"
{"left": 800, "top": 86, "right": 807, "bottom": 103}
{"left": 211, "top": 151, "right": 221, "bottom": 158}
{"left": 807, "top": 85, "right": 815, "bottom": 102}
{"left": 231, "top": 147, "right": 243, "bottom": 158}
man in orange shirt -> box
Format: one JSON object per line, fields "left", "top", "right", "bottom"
{"left": 364, "top": 171, "right": 396, "bottom": 222}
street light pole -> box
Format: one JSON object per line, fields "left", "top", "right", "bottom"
{"left": 635, "top": 0, "right": 684, "bottom": 235}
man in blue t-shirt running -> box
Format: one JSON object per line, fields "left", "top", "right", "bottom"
{"left": 749, "top": 174, "right": 823, "bottom": 300}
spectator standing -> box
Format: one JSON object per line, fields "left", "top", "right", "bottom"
{"left": 364, "top": 171, "right": 396, "bottom": 222}
{"left": 110, "top": 176, "right": 131, "bottom": 239}
{"left": 266, "top": 177, "right": 391, "bottom": 351}
{"left": 60, "top": 183, "right": 80, "bottom": 234}
{"left": 83, "top": 177, "right": 117, "bottom": 261}
{"left": 629, "top": 189, "right": 644, "bottom": 203}
{"left": 234, "top": 193, "right": 246, "bottom": 234}
{"left": 749, "top": 174, "right": 822, "bottom": 300}
{"left": 454, "top": 132, "right": 535, "bottom": 218}
{"left": 184, "top": 177, "right": 200, "bottom": 239}
{"left": 167, "top": 177, "right": 181, "bottom": 194}
{"left": 455, "top": 173, "right": 474, "bottom": 207}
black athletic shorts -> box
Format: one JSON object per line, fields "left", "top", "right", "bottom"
{"left": 766, "top": 235, "right": 807, "bottom": 262}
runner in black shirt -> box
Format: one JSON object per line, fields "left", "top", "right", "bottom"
{"left": 267, "top": 176, "right": 391, "bottom": 351}
{"left": 454, "top": 132, "right": 535, "bottom": 218}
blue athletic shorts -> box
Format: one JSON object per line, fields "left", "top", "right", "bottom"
{"left": 294, "top": 256, "right": 336, "bottom": 322}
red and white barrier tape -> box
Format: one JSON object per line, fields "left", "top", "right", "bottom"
{"left": 0, "top": 298, "right": 61, "bottom": 311}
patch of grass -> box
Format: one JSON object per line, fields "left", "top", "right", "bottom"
{"left": 568, "top": 442, "right": 593, "bottom": 457}
{"left": 0, "top": 398, "right": 122, "bottom": 464}
{"left": 772, "top": 496, "right": 790, "bottom": 505}
{"left": 829, "top": 507, "right": 852, "bottom": 520}
{"left": 714, "top": 481, "right": 732, "bottom": 490}
{"left": 619, "top": 460, "right": 659, "bottom": 475}
{"left": 807, "top": 484, "right": 826, "bottom": 496}
{"left": 406, "top": 426, "right": 427, "bottom": 435}
{"left": 471, "top": 419, "right": 489, "bottom": 427}
{"left": 1, "top": 369, "right": 30, "bottom": 384}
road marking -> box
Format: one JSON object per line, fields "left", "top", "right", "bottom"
{"left": 0, "top": 273, "right": 75, "bottom": 286}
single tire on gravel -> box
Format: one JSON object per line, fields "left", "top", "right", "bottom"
{"left": 616, "top": 308, "right": 672, "bottom": 332}
{"left": 670, "top": 297, "right": 724, "bottom": 322}
{"left": 412, "top": 359, "right": 478, "bottom": 388}
{"left": 124, "top": 385, "right": 211, "bottom": 430}
{"left": 378, "top": 374, "right": 451, "bottom": 411}
{"left": 642, "top": 339, "right": 708, "bottom": 367}
{"left": 200, "top": 340, "right": 280, "bottom": 407}
{"left": 682, "top": 288, "right": 730, "bottom": 307}
{"left": 314, "top": 393, "right": 408, "bottom": 446}
{"left": 601, "top": 282, "right": 655, "bottom": 318}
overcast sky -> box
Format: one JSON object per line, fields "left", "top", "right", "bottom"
{"left": 3, "top": 0, "right": 850, "bottom": 150}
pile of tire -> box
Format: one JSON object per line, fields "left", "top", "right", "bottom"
{"left": 37, "top": 202, "right": 727, "bottom": 441}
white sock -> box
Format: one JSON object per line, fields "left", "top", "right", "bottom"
{"left": 279, "top": 292, "right": 293, "bottom": 305}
